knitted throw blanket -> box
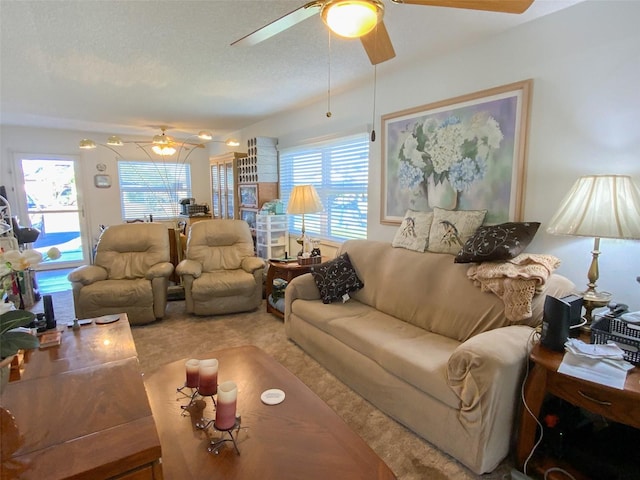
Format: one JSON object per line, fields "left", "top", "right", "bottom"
{"left": 467, "top": 253, "right": 561, "bottom": 322}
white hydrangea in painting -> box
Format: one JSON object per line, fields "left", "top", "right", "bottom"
{"left": 397, "top": 112, "right": 503, "bottom": 195}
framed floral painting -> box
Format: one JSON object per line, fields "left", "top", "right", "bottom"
{"left": 381, "top": 80, "right": 532, "bottom": 225}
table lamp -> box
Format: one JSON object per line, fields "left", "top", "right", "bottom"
{"left": 286, "top": 185, "right": 323, "bottom": 255}
{"left": 546, "top": 174, "right": 640, "bottom": 326}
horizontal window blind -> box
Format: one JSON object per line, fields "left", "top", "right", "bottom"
{"left": 118, "top": 161, "right": 191, "bottom": 220}
{"left": 280, "top": 133, "right": 369, "bottom": 242}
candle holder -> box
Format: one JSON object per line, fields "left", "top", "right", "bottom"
{"left": 194, "top": 392, "right": 218, "bottom": 430}
{"left": 207, "top": 416, "right": 245, "bottom": 455}
{"left": 178, "top": 359, "right": 202, "bottom": 414}
{"left": 177, "top": 385, "right": 200, "bottom": 415}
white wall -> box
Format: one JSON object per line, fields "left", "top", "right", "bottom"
{"left": 2, "top": 1, "right": 639, "bottom": 309}
{"left": 231, "top": 0, "right": 640, "bottom": 309}
{"left": 0, "top": 126, "right": 211, "bottom": 246}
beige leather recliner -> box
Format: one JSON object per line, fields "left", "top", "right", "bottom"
{"left": 176, "top": 219, "right": 265, "bottom": 315}
{"left": 68, "top": 223, "right": 174, "bottom": 325}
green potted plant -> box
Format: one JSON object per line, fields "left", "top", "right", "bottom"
{"left": 1, "top": 248, "right": 53, "bottom": 391}
{"left": 0, "top": 308, "right": 38, "bottom": 392}
{"left": 1, "top": 308, "right": 38, "bottom": 358}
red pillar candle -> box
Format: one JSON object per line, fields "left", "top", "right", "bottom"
{"left": 215, "top": 381, "right": 237, "bottom": 430}
{"left": 185, "top": 359, "right": 200, "bottom": 388}
{"left": 198, "top": 359, "right": 219, "bottom": 396}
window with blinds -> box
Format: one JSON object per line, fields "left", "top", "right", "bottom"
{"left": 280, "top": 133, "right": 369, "bottom": 242}
{"left": 118, "top": 161, "right": 192, "bottom": 220}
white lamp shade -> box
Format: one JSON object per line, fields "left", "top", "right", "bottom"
{"left": 546, "top": 174, "right": 640, "bottom": 240}
{"left": 286, "top": 185, "right": 323, "bottom": 215}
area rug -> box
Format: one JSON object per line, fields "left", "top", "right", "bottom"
{"left": 45, "top": 290, "right": 512, "bottom": 480}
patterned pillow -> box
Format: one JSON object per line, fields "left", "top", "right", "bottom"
{"left": 311, "top": 253, "right": 364, "bottom": 304}
{"left": 454, "top": 222, "right": 541, "bottom": 263}
{"left": 392, "top": 209, "right": 433, "bottom": 252}
{"left": 427, "top": 207, "right": 487, "bottom": 255}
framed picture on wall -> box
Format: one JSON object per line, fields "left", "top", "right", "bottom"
{"left": 240, "top": 208, "right": 258, "bottom": 233}
{"left": 381, "top": 79, "right": 533, "bottom": 225}
{"left": 239, "top": 184, "right": 258, "bottom": 208}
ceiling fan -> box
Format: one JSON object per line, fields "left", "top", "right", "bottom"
{"left": 79, "top": 127, "right": 240, "bottom": 158}
{"left": 231, "top": 0, "right": 534, "bottom": 65}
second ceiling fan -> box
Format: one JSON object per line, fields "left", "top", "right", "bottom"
{"left": 232, "top": 0, "right": 535, "bottom": 65}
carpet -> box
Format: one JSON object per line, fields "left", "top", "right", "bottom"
{"left": 44, "top": 290, "right": 512, "bottom": 480}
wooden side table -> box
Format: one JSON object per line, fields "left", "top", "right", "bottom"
{"left": 265, "top": 258, "right": 326, "bottom": 319}
{"left": 516, "top": 340, "right": 640, "bottom": 479}
{"left": 1, "top": 315, "right": 163, "bottom": 479}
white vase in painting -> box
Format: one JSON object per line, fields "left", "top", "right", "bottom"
{"left": 426, "top": 175, "right": 457, "bottom": 210}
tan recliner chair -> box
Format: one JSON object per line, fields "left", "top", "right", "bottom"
{"left": 68, "top": 223, "right": 174, "bottom": 325}
{"left": 176, "top": 219, "right": 265, "bottom": 315}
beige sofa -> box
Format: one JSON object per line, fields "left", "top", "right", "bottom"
{"left": 284, "top": 239, "right": 574, "bottom": 474}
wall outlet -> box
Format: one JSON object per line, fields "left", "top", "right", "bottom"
{"left": 510, "top": 469, "right": 534, "bottom": 480}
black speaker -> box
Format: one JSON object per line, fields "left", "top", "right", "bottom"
{"left": 541, "top": 295, "right": 571, "bottom": 351}
{"left": 561, "top": 294, "right": 584, "bottom": 336}
{"left": 43, "top": 294, "right": 56, "bottom": 329}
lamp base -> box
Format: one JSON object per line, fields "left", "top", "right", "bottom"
{"left": 581, "top": 290, "right": 612, "bottom": 332}
{"left": 296, "top": 233, "right": 310, "bottom": 257}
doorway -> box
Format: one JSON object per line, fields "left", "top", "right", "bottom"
{"left": 16, "top": 155, "right": 90, "bottom": 271}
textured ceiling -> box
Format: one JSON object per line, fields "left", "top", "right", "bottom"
{"left": 0, "top": 0, "right": 582, "bottom": 139}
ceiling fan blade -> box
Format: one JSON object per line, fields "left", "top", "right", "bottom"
{"left": 391, "top": 0, "right": 534, "bottom": 14}
{"left": 231, "top": 2, "right": 323, "bottom": 47}
{"left": 360, "top": 20, "right": 396, "bottom": 65}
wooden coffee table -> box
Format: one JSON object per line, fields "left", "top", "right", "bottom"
{"left": 145, "top": 345, "right": 396, "bottom": 479}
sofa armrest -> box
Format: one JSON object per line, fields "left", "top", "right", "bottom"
{"left": 67, "top": 265, "right": 108, "bottom": 285}
{"left": 284, "top": 273, "right": 320, "bottom": 321}
{"left": 242, "top": 256, "right": 266, "bottom": 273}
{"left": 176, "top": 259, "right": 202, "bottom": 278}
{"left": 286, "top": 273, "right": 320, "bottom": 301}
{"left": 146, "top": 261, "right": 174, "bottom": 279}
{"left": 447, "top": 325, "right": 535, "bottom": 432}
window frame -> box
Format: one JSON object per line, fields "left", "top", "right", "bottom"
{"left": 279, "top": 133, "right": 369, "bottom": 243}
{"left": 117, "top": 160, "right": 192, "bottom": 221}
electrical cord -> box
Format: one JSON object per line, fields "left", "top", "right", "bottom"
{"left": 520, "top": 328, "right": 577, "bottom": 480}
{"left": 544, "top": 467, "right": 577, "bottom": 480}
{"left": 521, "top": 328, "right": 543, "bottom": 476}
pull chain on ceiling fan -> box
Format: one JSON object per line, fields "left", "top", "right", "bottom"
{"left": 231, "top": 0, "right": 534, "bottom": 65}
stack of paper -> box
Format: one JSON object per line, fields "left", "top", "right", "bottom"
{"left": 557, "top": 338, "right": 634, "bottom": 389}
{"left": 621, "top": 311, "right": 640, "bottom": 323}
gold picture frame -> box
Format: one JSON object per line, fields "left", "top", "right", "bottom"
{"left": 381, "top": 80, "right": 532, "bottom": 225}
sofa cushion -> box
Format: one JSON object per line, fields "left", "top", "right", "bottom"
{"left": 191, "top": 270, "right": 257, "bottom": 300}
{"left": 96, "top": 223, "right": 170, "bottom": 279}
{"left": 81, "top": 278, "right": 153, "bottom": 307}
{"left": 455, "top": 222, "right": 541, "bottom": 263}
{"left": 290, "top": 297, "right": 460, "bottom": 408}
{"left": 427, "top": 207, "right": 487, "bottom": 255}
{"left": 337, "top": 240, "right": 576, "bottom": 342}
{"left": 392, "top": 209, "right": 433, "bottom": 252}
{"left": 310, "top": 253, "right": 364, "bottom": 304}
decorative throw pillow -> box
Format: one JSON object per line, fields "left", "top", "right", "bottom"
{"left": 392, "top": 209, "right": 433, "bottom": 252}
{"left": 455, "top": 222, "right": 541, "bottom": 263}
{"left": 310, "top": 253, "right": 364, "bottom": 304}
{"left": 427, "top": 207, "right": 487, "bottom": 255}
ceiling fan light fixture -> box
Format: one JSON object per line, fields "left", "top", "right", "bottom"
{"left": 106, "top": 135, "right": 123, "bottom": 146}
{"left": 198, "top": 131, "right": 213, "bottom": 140}
{"left": 151, "top": 144, "right": 176, "bottom": 156}
{"left": 79, "top": 138, "right": 97, "bottom": 149}
{"left": 322, "top": 0, "right": 383, "bottom": 38}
